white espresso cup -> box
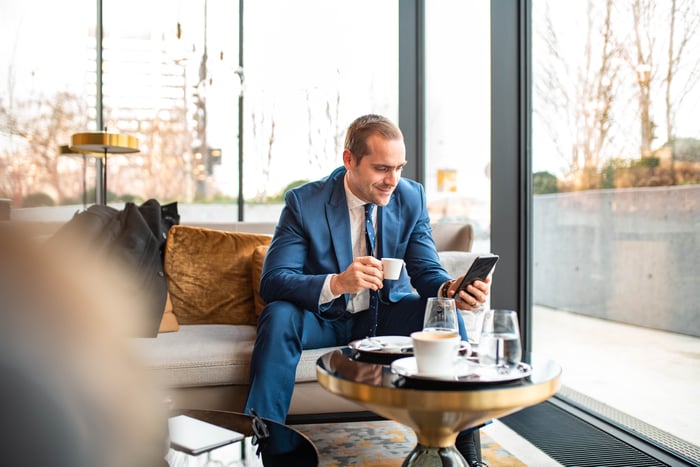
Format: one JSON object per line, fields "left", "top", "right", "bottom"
{"left": 410, "top": 330, "right": 462, "bottom": 376}
{"left": 381, "top": 258, "right": 404, "bottom": 280}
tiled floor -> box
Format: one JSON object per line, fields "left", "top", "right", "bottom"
{"left": 533, "top": 305, "right": 700, "bottom": 448}
{"left": 454, "top": 305, "right": 700, "bottom": 466}
{"left": 295, "top": 419, "right": 554, "bottom": 466}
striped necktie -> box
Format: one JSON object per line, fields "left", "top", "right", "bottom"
{"left": 364, "top": 203, "right": 379, "bottom": 337}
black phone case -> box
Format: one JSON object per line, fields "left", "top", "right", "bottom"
{"left": 454, "top": 254, "right": 499, "bottom": 299}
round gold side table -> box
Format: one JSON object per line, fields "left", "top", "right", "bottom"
{"left": 316, "top": 349, "right": 561, "bottom": 466}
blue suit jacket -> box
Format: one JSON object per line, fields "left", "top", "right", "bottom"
{"left": 259, "top": 166, "right": 450, "bottom": 320}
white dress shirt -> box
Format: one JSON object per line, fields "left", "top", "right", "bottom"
{"left": 317, "top": 174, "right": 447, "bottom": 311}
{"left": 318, "top": 174, "right": 376, "bottom": 312}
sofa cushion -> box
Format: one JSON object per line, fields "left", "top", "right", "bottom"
{"left": 131, "top": 324, "right": 257, "bottom": 387}
{"left": 164, "top": 226, "right": 272, "bottom": 325}
{"left": 431, "top": 222, "right": 474, "bottom": 252}
{"left": 130, "top": 324, "right": 337, "bottom": 387}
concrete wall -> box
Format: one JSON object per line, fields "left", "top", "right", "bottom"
{"left": 533, "top": 185, "right": 700, "bottom": 337}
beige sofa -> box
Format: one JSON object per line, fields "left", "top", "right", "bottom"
{"left": 129, "top": 221, "right": 476, "bottom": 423}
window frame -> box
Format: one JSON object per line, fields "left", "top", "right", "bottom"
{"left": 81, "top": 1, "right": 688, "bottom": 460}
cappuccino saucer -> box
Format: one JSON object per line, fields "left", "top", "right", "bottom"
{"left": 349, "top": 336, "right": 414, "bottom": 355}
{"left": 391, "top": 357, "right": 532, "bottom": 383}
{"left": 349, "top": 336, "right": 471, "bottom": 356}
{"left": 390, "top": 356, "right": 476, "bottom": 381}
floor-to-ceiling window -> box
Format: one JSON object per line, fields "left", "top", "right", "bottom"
{"left": 1, "top": 0, "right": 398, "bottom": 223}
{"left": 3, "top": 0, "right": 698, "bottom": 459}
{"left": 425, "top": 0, "right": 491, "bottom": 255}
{"left": 238, "top": 0, "right": 399, "bottom": 221}
{"left": 531, "top": 0, "right": 700, "bottom": 448}
{"left": 0, "top": 0, "right": 95, "bottom": 209}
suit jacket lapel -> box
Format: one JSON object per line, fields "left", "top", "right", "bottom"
{"left": 327, "top": 175, "right": 353, "bottom": 271}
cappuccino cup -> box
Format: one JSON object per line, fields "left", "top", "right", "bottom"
{"left": 381, "top": 258, "right": 404, "bottom": 280}
{"left": 411, "top": 331, "right": 462, "bottom": 376}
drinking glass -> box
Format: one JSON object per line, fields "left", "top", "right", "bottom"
{"left": 478, "top": 309, "right": 522, "bottom": 370}
{"left": 423, "top": 297, "right": 458, "bottom": 333}
{"left": 462, "top": 304, "right": 487, "bottom": 345}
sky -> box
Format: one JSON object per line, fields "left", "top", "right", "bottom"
{"left": 2, "top": 0, "right": 698, "bottom": 200}
{"left": 530, "top": 0, "right": 700, "bottom": 176}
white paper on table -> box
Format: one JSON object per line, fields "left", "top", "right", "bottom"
{"left": 168, "top": 414, "right": 245, "bottom": 455}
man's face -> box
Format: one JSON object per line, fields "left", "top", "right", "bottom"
{"left": 343, "top": 134, "right": 406, "bottom": 206}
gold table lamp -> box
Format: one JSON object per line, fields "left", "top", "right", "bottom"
{"left": 70, "top": 131, "right": 140, "bottom": 205}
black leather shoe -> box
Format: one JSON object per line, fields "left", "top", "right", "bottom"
{"left": 455, "top": 430, "right": 488, "bottom": 467}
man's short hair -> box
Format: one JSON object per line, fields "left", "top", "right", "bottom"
{"left": 344, "top": 114, "right": 403, "bottom": 163}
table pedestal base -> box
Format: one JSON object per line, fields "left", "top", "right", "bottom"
{"left": 402, "top": 444, "right": 468, "bottom": 467}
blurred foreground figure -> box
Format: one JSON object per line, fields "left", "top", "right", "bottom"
{"left": 0, "top": 225, "right": 168, "bottom": 467}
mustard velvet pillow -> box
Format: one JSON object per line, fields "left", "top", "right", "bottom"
{"left": 251, "top": 244, "right": 270, "bottom": 316}
{"left": 164, "top": 226, "right": 272, "bottom": 325}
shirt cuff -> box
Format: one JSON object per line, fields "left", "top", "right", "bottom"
{"left": 319, "top": 274, "right": 341, "bottom": 305}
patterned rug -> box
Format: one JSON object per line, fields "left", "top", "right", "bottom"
{"left": 294, "top": 420, "right": 525, "bottom": 467}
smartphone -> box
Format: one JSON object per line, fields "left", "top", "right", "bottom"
{"left": 453, "top": 254, "right": 499, "bottom": 301}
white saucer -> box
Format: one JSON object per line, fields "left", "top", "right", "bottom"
{"left": 349, "top": 336, "right": 414, "bottom": 354}
{"left": 391, "top": 356, "right": 476, "bottom": 380}
{"left": 350, "top": 336, "right": 472, "bottom": 356}
{"left": 391, "top": 356, "right": 531, "bottom": 383}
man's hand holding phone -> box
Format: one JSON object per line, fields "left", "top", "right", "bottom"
{"left": 447, "top": 254, "right": 499, "bottom": 310}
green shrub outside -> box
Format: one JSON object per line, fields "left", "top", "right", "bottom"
{"left": 533, "top": 171, "right": 558, "bottom": 194}
{"left": 22, "top": 192, "right": 55, "bottom": 207}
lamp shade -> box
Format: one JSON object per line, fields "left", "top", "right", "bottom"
{"left": 70, "top": 132, "right": 140, "bottom": 154}
{"left": 69, "top": 131, "right": 140, "bottom": 206}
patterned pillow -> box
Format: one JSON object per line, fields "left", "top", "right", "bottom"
{"left": 164, "top": 226, "right": 272, "bottom": 325}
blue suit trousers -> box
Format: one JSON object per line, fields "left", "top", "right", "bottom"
{"left": 244, "top": 294, "right": 468, "bottom": 423}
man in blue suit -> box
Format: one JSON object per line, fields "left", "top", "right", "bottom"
{"left": 245, "top": 114, "right": 489, "bottom": 463}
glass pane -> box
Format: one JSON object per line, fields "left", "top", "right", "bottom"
{"left": 4, "top": 0, "right": 397, "bottom": 223}
{"left": 103, "top": 0, "right": 398, "bottom": 222}
{"left": 532, "top": 0, "right": 700, "bottom": 447}
{"left": 0, "top": 0, "right": 95, "bottom": 209}
{"left": 243, "top": 0, "right": 398, "bottom": 221}
{"left": 99, "top": 0, "right": 242, "bottom": 212}
{"left": 425, "top": 0, "right": 491, "bottom": 254}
